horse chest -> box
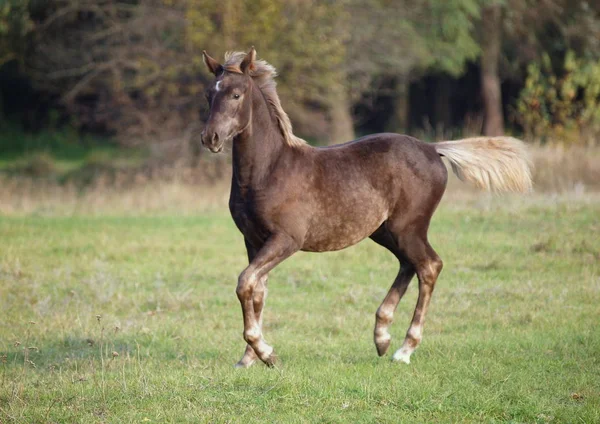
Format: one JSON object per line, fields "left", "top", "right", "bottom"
{"left": 229, "top": 191, "right": 272, "bottom": 246}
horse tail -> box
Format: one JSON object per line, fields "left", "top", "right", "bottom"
{"left": 434, "top": 136, "right": 533, "bottom": 193}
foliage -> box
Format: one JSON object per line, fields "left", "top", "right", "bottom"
{"left": 0, "top": 0, "right": 33, "bottom": 66}
{"left": 515, "top": 51, "right": 600, "bottom": 144}
{"left": 23, "top": 0, "right": 200, "bottom": 144}
{"left": 424, "top": 0, "right": 481, "bottom": 76}
{"left": 186, "top": 0, "right": 348, "bottom": 139}
{"left": 1, "top": 0, "right": 600, "bottom": 146}
{"left": 345, "top": 0, "right": 481, "bottom": 103}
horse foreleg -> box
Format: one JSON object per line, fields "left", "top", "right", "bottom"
{"left": 235, "top": 275, "right": 268, "bottom": 368}
{"left": 236, "top": 234, "right": 298, "bottom": 367}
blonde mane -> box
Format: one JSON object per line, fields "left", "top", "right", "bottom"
{"left": 222, "top": 52, "right": 307, "bottom": 148}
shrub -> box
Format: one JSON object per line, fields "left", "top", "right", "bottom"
{"left": 514, "top": 51, "right": 600, "bottom": 145}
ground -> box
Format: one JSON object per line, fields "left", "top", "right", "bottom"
{"left": 0, "top": 195, "right": 599, "bottom": 423}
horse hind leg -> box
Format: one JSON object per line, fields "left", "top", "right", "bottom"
{"left": 391, "top": 234, "right": 443, "bottom": 364}
{"left": 370, "top": 228, "right": 416, "bottom": 357}
{"left": 374, "top": 264, "right": 415, "bottom": 356}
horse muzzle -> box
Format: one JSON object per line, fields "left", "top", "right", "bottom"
{"left": 201, "top": 130, "right": 224, "bottom": 153}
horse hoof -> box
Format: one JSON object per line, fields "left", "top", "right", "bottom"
{"left": 263, "top": 351, "right": 278, "bottom": 368}
{"left": 234, "top": 358, "right": 256, "bottom": 369}
{"left": 375, "top": 339, "right": 391, "bottom": 357}
{"left": 392, "top": 349, "right": 411, "bottom": 364}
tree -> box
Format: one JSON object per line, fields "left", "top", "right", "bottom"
{"left": 0, "top": 0, "right": 32, "bottom": 67}
{"left": 478, "top": 0, "right": 600, "bottom": 137}
{"left": 186, "top": 0, "right": 350, "bottom": 144}
{"left": 480, "top": 2, "right": 504, "bottom": 136}
{"left": 0, "top": 0, "right": 33, "bottom": 119}
{"left": 346, "top": 0, "right": 481, "bottom": 135}
{"left": 345, "top": 0, "right": 429, "bottom": 133}
{"left": 25, "top": 0, "right": 197, "bottom": 144}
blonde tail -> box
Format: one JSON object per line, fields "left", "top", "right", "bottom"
{"left": 435, "top": 137, "right": 533, "bottom": 193}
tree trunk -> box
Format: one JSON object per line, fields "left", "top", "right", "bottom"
{"left": 328, "top": 89, "right": 355, "bottom": 145}
{"left": 385, "top": 76, "right": 409, "bottom": 134}
{"left": 480, "top": 4, "right": 504, "bottom": 136}
{"left": 434, "top": 76, "right": 451, "bottom": 138}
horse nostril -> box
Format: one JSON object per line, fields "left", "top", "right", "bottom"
{"left": 212, "top": 132, "right": 219, "bottom": 144}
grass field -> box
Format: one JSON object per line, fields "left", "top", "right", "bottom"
{"left": 1, "top": 195, "right": 599, "bottom": 422}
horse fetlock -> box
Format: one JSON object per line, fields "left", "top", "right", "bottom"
{"left": 374, "top": 325, "right": 391, "bottom": 338}
{"left": 243, "top": 327, "right": 262, "bottom": 344}
{"left": 407, "top": 327, "right": 423, "bottom": 345}
{"left": 253, "top": 341, "right": 275, "bottom": 364}
{"left": 375, "top": 307, "right": 394, "bottom": 324}
{"left": 392, "top": 331, "right": 422, "bottom": 363}
{"left": 262, "top": 349, "right": 278, "bottom": 368}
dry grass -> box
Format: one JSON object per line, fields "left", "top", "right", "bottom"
{"left": 0, "top": 144, "right": 599, "bottom": 216}
{"left": 529, "top": 143, "right": 600, "bottom": 192}
{"left": 0, "top": 177, "right": 231, "bottom": 216}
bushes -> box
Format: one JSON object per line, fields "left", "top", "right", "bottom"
{"left": 515, "top": 51, "right": 600, "bottom": 145}
{"left": 0, "top": 125, "right": 144, "bottom": 180}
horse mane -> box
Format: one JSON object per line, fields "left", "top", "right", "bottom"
{"left": 222, "top": 52, "right": 307, "bottom": 148}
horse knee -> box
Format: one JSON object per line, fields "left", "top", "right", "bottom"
{"left": 236, "top": 269, "right": 258, "bottom": 300}
{"left": 375, "top": 306, "right": 393, "bottom": 325}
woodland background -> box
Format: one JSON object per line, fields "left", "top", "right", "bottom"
{"left": 1, "top": 0, "right": 600, "bottom": 187}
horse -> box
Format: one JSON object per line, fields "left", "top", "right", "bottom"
{"left": 200, "top": 48, "right": 532, "bottom": 368}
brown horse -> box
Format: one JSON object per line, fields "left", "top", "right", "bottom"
{"left": 201, "top": 48, "right": 532, "bottom": 368}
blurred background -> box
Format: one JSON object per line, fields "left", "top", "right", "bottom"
{"left": 1, "top": 0, "right": 599, "bottom": 213}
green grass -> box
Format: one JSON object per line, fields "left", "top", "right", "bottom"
{"left": 0, "top": 126, "right": 145, "bottom": 178}
{"left": 0, "top": 202, "right": 599, "bottom": 422}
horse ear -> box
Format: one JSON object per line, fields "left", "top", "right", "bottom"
{"left": 202, "top": 50, "right": 222, "bottom": 76}
{"left": 240, "top": 47, "right": 256, "bottom": 74}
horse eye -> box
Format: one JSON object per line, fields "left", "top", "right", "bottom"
{"left": 233, "top": 94, "right": 240, "bottom": 99}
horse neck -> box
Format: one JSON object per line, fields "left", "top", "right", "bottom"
{"left": 232, "top": 84, "right": 288, "bottom": 189}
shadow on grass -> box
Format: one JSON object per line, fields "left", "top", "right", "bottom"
{"left": 0, "top": 334, "right": 226, "bottom": 374}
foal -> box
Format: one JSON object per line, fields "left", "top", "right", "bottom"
{"left": 201, "top": 48, "right": 532, "bottom": 367}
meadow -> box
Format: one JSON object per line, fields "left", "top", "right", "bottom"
{"left": 0, "top": 184, "right": 598, "bottom": 423}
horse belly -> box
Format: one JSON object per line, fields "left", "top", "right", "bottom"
{"left": 302, "top": 195, "right": 388, "bottom": 252}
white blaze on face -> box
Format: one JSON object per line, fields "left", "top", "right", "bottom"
{"left": 215, "top": 81, "right": 222, "bottom": 92}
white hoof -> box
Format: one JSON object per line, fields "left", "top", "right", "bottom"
{"left": 392, "top": 349, "right": 412, "bottom": 364}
